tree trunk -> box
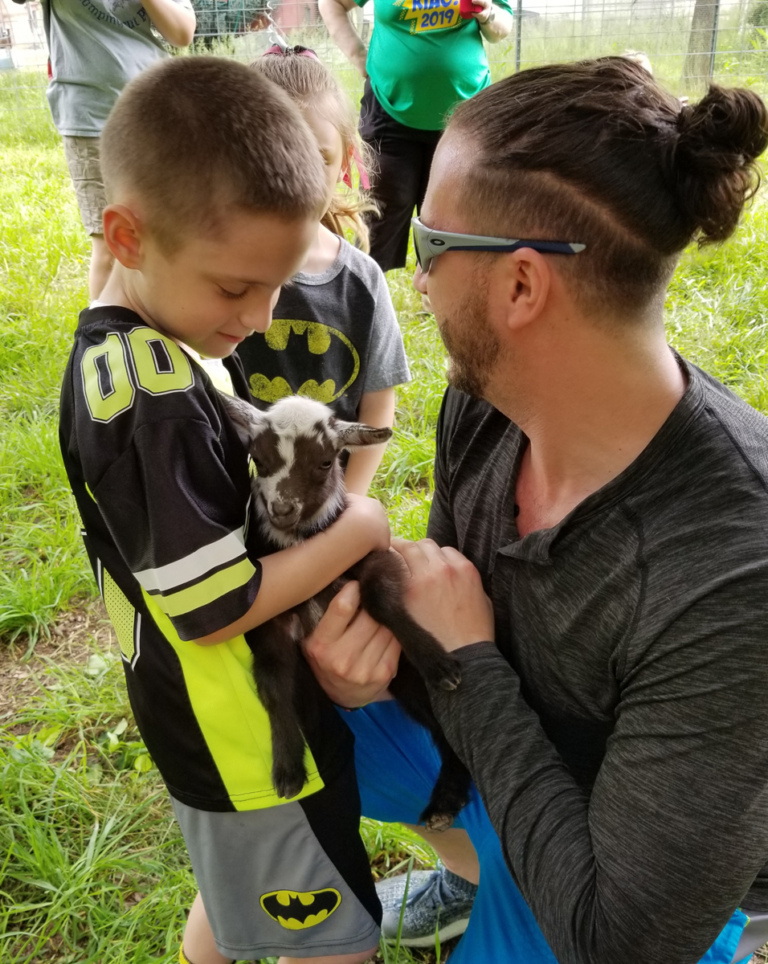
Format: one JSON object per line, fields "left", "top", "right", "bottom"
{"left": 683, "top": 0, "right": 721, "bottom": 89}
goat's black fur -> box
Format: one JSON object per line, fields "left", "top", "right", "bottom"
{"left": 220, "top": 392, "right": 471, "bottom": 830}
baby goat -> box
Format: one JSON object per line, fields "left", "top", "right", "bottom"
{"left": 220, "top": 393, "right": 471, "bottom": 831}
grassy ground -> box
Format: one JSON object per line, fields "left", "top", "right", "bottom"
{"left": 2, "top": 68, "right": 768, "bottom": 964}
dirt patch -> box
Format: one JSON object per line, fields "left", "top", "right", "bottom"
{"left": 0, "top": 600, "right": 115, "bottom": 723}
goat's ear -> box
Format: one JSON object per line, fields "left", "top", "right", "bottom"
{"left": 333, "top": 420, "right": 393, "bottom": 450}
{"left": 218, "top": 392, "right": 268, "bottom": 448}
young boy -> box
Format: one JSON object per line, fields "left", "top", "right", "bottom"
{"left": 58, "top": 56, "right": 389, "bottom": 964}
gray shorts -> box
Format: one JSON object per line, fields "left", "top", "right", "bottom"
{"left": 62, "top": 135, "right": 106, "bottom": 236}
{"left": 171, "top": 758, "right": 381, "bottom": 960}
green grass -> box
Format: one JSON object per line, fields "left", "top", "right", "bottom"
{"left": 2, "top": 61, "right": 768, "bottom": 964}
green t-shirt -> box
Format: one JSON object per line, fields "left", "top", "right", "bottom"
{"left": 354, "top": 0, "right": 512, "bottom": 130}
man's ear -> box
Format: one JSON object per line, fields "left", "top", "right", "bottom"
{"left": 102, "top": 204, "right": 145, "bottom": 269}
{"left": 496, "top": 249, "right": 551, "bottom": 333}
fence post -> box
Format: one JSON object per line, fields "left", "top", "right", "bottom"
{"left": 683, "top": 0, "right": 721, "bottom": 88}
{"left": 515, "top": 0, "right": 522, "bottom": 71}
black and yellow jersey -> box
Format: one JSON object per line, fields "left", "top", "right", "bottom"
{"left": 59, "top": 306, "right": 352, "bottom": 812}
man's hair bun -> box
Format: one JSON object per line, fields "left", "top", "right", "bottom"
{"left": 674, "top": 86, "right": 768, "bottom": 243}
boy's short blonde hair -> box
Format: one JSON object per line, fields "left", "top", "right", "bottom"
{"left": 100, "top": 56, "right": 327, "bottom": 253}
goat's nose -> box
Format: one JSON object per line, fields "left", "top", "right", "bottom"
{"left": 271, "top": 502, "right": 295, "bottom": 518}
{"left": 269, "top": 501, "right": 301, "bottom": 529}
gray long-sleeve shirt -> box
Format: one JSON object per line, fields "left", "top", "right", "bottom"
{"left": 426, "top": 356, "right": 768, "bottom": 964}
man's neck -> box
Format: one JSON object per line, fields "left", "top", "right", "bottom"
{"left": 510, "top": 339, "right": 687, "bottom": 537}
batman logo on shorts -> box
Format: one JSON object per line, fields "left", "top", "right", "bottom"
{"left": 260, "top": 888, "right": 341, "bottom": 929}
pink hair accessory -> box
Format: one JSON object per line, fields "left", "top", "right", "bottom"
{"left": 342, "top": 145, "right": 370, "bottom": 190}
{"left": 263, "top": 44, "right": 319, "bottom": 60}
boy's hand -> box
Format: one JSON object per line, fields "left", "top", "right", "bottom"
{"left": 302, "top": 581, "right": 401, "bottom": 707}
{"left": 392, "top": 538, "right": 495, "bottom": 651}
{"left": 342, "top": 492, "right": 391, "bottom": 554}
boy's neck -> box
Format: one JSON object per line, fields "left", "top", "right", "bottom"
{"left": 298, "top": 223, "right": 340, "bottom": 275}
{"left": 95, "top": 266, "right": 132, "bottom": 313}
{"left": 95, "top": 266, "right": 186, "bottom": 348}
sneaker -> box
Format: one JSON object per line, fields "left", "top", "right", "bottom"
{"left": 376, "top": 864, "right": 478, "bottom": 947}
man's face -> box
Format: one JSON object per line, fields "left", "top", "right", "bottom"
{"left": 132, "top": 209, "right": 317, "bottom": 358}
{"left": 413, "top": 135, "right": 501, "bottom": 400}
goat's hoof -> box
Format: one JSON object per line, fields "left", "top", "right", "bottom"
{"left": 438, "top": 668, "right": 462, "bottom": 691}
{"left": 274, "top": 766, "right": 307, "bottom": 800}
{"left": 421, "top": 810, "right": 455, "bottom": 832}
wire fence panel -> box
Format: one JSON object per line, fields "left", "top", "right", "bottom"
{"left": 1, "top": 0, "right": 767, "bottom": 120}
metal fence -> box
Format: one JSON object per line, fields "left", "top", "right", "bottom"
{"left": 2, "top": 0, "right": 768, "bottom": 118}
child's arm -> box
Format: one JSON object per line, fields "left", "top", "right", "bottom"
{"left": 194, "top": 493, "right": 390, "bottom": 644}
{"left": 345, "top": 388, "right": 396, "bottom": 496}
{"left": 142, "top": 0, "right": 196, "bottom": 46}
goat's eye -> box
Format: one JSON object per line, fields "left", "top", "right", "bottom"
{"left": 320, "top": 460, "right": 333, "bottom": 471}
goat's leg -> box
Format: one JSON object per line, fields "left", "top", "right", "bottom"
{"left": 418, "top": 734, "right": 472, "bottom": 832}
{"left": 355, "top": 551, "right": 462, "bottom": 691}
{"left": 390, "top": 668, "right": 471, "bottom": 831}
{"left": 248, "top": 617, "right": 307, "bottom": 800}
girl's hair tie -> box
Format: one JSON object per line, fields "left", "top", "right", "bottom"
{"left": 343, "top": 144, "right": 371, "bottom": 190}
{"left": 263, "top": 44, "right": 319, "bottom": 60}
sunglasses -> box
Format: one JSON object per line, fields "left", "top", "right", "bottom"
{"left": 411, "top": 216, "right": 586, "bottom": 273}
{"left": 263, "top": 43, "right": 319, "bottom": 60}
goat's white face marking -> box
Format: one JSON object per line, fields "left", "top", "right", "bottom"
{"left": 219, "top": 393, "right": 394, "bottom": 546}
{"left": 249, "top": 398, "right": 341, "bottom": 538}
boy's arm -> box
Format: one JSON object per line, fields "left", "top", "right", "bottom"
{"left": 344, "top": 388, "right": 395, "bottom": 496}
{"left": 194, "top": 493, "right": 390, "bottom": 644}
{"left": 142, "top": 0, "right": 195, "bottom": 46}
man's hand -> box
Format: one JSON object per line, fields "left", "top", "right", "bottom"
{"left": 392, "top": 538, "right": 495, "bottom": 652}
{"left": 302, "top": 581, "right": 401, "bottom": 707}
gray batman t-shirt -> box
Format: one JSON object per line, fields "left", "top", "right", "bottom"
{"left": 236, "top": 238, "right": 411, "bottom": 424}
{"left": 426, "top": 357, "right": 768, "bottom": 964}
{"left": 41, "top": 0, "right": 191, "bottom": 136}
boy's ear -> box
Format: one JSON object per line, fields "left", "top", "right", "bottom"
{"left": 102, "top": 204, "right": 145, "bottom": 269}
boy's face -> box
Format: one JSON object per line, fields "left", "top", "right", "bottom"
{"left": 132, "top": 209, "right": 317, "bottom": 358}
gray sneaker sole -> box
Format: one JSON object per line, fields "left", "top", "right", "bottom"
{"left": 382, "top": 916, "right": 470, "bottom": 948}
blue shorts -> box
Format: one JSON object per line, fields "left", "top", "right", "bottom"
{"left": 342, "top": 701, "right": 754, "bottom": 964}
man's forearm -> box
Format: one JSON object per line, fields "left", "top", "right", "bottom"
{"left": 427, "top": 634, "right": 768, "bottom": 964}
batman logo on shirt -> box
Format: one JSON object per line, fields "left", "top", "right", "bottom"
{"left": 246, "top": 319, "right": 360, "bottom": 406}
{"left": 260, "top": 887, "right": 341, "bottom": 929}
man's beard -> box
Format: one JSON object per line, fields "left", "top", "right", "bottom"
{"left": 438, "top": 277, "right": 499, "bottom": 399}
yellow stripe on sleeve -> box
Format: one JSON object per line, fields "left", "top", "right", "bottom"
{"left": 155, "top": 556, "right": 256, "bottom": 619}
